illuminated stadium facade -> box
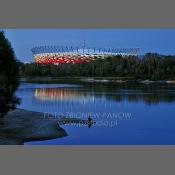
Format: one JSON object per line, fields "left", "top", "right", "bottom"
{"left": 31, "top": 46, "right": 139, "bottom": 64}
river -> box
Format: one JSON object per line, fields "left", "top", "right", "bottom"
{"left": 16, "top": 82, "right": 175, "bottom": 145}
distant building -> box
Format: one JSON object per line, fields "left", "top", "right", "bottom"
{"left": 31, "top": 46, "right": 139, "bottom": 64}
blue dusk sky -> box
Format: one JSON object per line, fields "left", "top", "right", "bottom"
{"left": 3, "top": 29, "right": 175, "bottom": 62}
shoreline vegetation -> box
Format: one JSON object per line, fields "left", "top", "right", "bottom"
{"left": 0, "top": 31, "right": 20, "bottom": 117}
{"left": 20, "top": 77, "right": 175, "bottom": 84}
{"left": 1, "top": 109, "right": 91, "bottom": 145}
{"left": 19, "top": 53, "right": 175, "bottom": 82}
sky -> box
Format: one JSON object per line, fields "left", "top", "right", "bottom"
{"left": 3, "top": 29, "right": 175, "bottom": 62}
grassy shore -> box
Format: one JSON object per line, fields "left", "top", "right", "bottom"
{"left": 0, "top": 109, "right": 91, "bottom": 145}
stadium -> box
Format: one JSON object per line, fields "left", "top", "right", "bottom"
{"left": 31, "top": 46, "right": 139, "bottom": 64}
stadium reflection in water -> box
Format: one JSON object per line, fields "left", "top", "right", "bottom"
{"left": 16, "top": 83, "right": 175, "bottom": 144}
{"left": 33, "top": 87, "right": 108, "bottom": 117}
{"left": 34, "top": 88, "right": 95, "bottom": 101}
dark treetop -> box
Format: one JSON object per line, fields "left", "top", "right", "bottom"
{"left": 0, "top": 31, "right": 20, "bottom": 117}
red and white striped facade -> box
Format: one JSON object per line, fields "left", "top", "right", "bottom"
{"left": 34, "top": 53, "right": 97, "bottom": 64}
{"left": 32, "top": 46, "right": 139, "bottom": 64}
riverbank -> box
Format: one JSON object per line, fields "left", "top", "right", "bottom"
{"left": 0, "top": 109, "right": 90, "bottom": 145}
{"left": 20, "top": 77, "right": 175, "bottom": 84}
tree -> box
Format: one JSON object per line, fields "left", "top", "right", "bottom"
{"left": 0, "top": 31, "right": 20, "bottom": 117}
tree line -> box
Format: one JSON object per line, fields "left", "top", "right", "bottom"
{"left": 19, "top": 53, "right": 175, "bottom": 80}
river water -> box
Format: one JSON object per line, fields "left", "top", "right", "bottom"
{"left": 16, "top": 82, "right": 175, "bottom": 145}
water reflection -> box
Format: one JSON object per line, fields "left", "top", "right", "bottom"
{"left": 17, "top": 83, "right": 175, "bottom": 145}
{"left": 17, "top": 83, "right": 175, "bottom": 125}
{"left": 33, "top": 83, "right": 175, "bottom": 105}
{"left": 35, "top": 88, "right": 95, "bottom": 101}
